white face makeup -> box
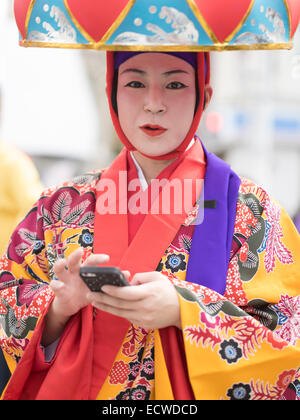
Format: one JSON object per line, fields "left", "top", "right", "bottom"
{"left": 117, "top": 53, "right": 196, "bottom": 158}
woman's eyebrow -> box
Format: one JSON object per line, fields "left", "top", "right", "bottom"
{"left": 163, "top": 70, "right": 190, "bottom": 77}
{"left": 120, "top": 68, "right": 146, "bottom": 76}
{"left": 120, "top": 69, "right": 190, "bottom": 76}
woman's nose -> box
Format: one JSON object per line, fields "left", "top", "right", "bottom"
{"left": 143, "top": 87, "right": 166, "bottom": 114}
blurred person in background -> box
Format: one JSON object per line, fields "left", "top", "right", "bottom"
{"left": 0, "top": 141, "right": 43, "bottom": 254}
{"left": 0, "top": 87, "right": 43, "bottom": 395}
{"left": 0, "top": 88, "right": 43, "bottom": 255}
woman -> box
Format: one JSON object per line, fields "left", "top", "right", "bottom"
{"left": 0, "top": 51, "right": 299, "bottom": 400}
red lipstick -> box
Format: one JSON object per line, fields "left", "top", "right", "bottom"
{"left": 140, "top": 124, "right": 167, "bottom": 137}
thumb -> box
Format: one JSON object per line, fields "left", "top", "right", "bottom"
{"left": 122, "top": 270, "right": 131, "bottom": 281}
{"left": 131, "top": 271, "right": 161, "bottom": 286}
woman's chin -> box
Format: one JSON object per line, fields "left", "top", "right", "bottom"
{"left": 135, "top": 148, "right": 174, "bottom": 159}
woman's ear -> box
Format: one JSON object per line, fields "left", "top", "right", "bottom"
{"left": 203, "top": 84, "right": 213, "bottom": 111}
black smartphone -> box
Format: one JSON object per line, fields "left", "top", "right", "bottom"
{"left": 79, "top": 266, "right": 130, "bottom": 293}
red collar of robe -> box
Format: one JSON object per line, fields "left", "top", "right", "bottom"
{"left": 91, "top": 138, "right": 205, "bottom": 398}
{"left": 93, "top": 138, "right": 205, "bottom": 276}
{"left": 127, "top": 150, "right": 188, "bottom": 244}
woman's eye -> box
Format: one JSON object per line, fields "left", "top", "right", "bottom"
{"left": 167, "top": 82, "right": 187, "bottom": 89}
{"left": 125, "top": 81, "right": 144, "bottom": 88}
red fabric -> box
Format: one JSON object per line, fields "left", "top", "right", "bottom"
{"left": 127, "top": 151, "right": 200, "bottom": 400}
{"left": 127, "top": 153, "right": 185, "bottom": 244}
{"left": 126, "top": 152, "right": 198, "bottom": 400}
{"left": 127, "top": 153, "right": 145, "bottom": 244}
{"left": 91, "top": 140, "right": 206, "bottom": 397}
{"left": 160, "top": 327, "right": 195, "bottom": 400}
{"left": 3, "top": 302, "right": 94, "bottom": 400}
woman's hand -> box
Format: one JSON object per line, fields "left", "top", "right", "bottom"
{"left": 50, "top": 248, "right": 110, "bottom": 318}
{"left": 88, "top": 271, "right": 181, "bottom": 330}
{"left": 42, "top": 248, "right": 110, "bottom": 346}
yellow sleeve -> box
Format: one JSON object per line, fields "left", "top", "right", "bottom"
{"left": 0, "top": 199, "right": 53, "bottom": 375}
{"left": 0, "top": 145, "right": 43, "bottom": 254}
{"left": 174, "top": 185, "right": 300, "bottom": 400}
{"left": 176, "top": 282, "right": 299, "bottom": 400}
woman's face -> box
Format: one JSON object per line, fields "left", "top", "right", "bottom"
{"left": 117, "top": 53, "right": 196, "bottom": 158}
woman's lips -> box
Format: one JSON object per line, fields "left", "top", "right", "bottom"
{"left": 140, "top": 125, "right": 167, "bottom": 137}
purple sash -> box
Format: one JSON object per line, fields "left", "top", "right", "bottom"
{"left": 186, "top": 145, "right": 241, "bottom": 295}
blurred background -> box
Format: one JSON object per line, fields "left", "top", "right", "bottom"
{"left": 0, "top": 0, "right": 300, "bottom": 229}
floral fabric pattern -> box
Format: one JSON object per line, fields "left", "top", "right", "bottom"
{"left": 0, "top": 174, "right": 299, "bottom": 400}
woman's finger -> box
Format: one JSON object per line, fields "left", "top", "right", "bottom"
{"left": 67, "top": 248, "right": 84, "bottom": 274}
{"left": 87, "top": 290, "right": 138, "bottom": 311}
{"left": 53, "top": 258, "right": 69, "bottom": 280}
{"left": 99, "top": 282, "right": 156, "bottom": 302}
{"left": 122, "top": 271, "right": 131, "bottom": 281}
{"left": 49, "top": 279, "right": 65, "bottom": 293}
{"left": 83, "top": 253, "right": 110, "bottom": 267}
{"left": 91, "top": 301, "right": 135, "bottom": 320}
{"left": 131, "top": 271, "right": 162, "bottom": 286}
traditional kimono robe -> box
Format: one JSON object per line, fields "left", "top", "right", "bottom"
{"left": 0, "top": 140, "right": 299, "bottom": 400}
